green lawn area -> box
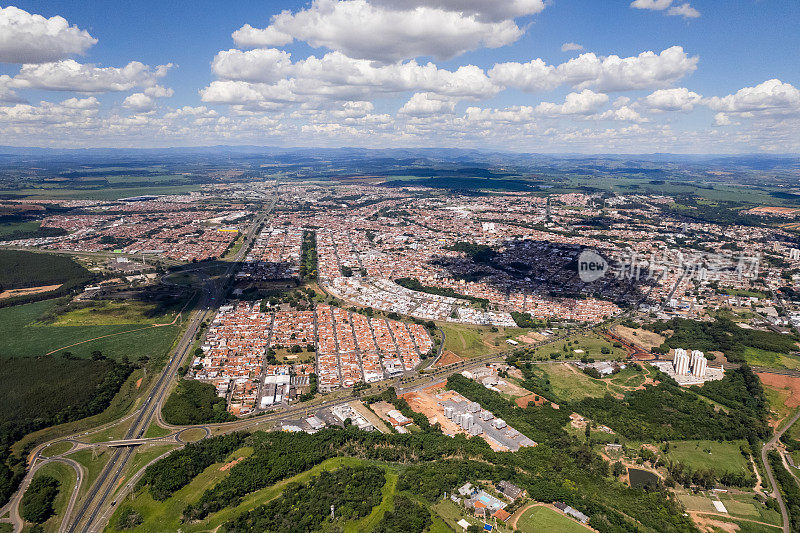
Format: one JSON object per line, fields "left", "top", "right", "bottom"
{"left": 0, "top": 298, "right": 181, "bottom": 361}
{"left": 718, "top": 494, "right": 783, "bottom": 526}
{"left": 525, "top": 332, "right": 628, "bottom": 361}
{"left": 143, "top": 422, "right": 173, "bottom": 439}
{"left": 40, "top": 441, "right": 74, "bottom": 458}
{"left": 516, "top": 505, "right": 589, "bottom": 533}
{"left": 693, "top": 514, "right": 782, "bottom": 533}
{"left": 66, "top": 448, "right": 110, "bottom": 502}
{"left": 663, "top": 440, "right": 751, "bottom": 476}
{"left": 49, "top": 300, "right": 180, "bottom": 327}
{"left": 677, "top": 492, "right": 717, "bottom": 513}
{"left": 432, "top": 498, "right": 482, "bottom": 531}
{"left": 440, "top": 323, "right": 528, "bottom": 358}
{"left": 86, "top": 418, "right": 135, "bottom": 444}
{"left": 744, "top": 347, "right": 800, "bottom": 370}
{"left": 24, "top": 461, "right": 77, "bottom": 533}
{"left": 532, "top": 363, "right": 609, "bottom": 402}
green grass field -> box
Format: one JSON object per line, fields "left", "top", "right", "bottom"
{"left": 663, "top": 440, "right": 751, "bottom": 476}
{"left": 516, "top": 505, "right": 589, "bottom": 533}
{"left": 0, "top": 299, "right": 181, "bottom": 361}
{"left": 531, "top": 363, "right": 609, "bottom": 402}
{"left": 743, "top": 347, "right": 800, "bottom": 370}
{"left": 525, "top": 332, "right": 627, "bottom": 361}
{"left": 24, "top": 461, "right": 77, "bottom": 533}
{"left": 49, "top": 300, "right": 180, "bottom": 327}
{"left": 40, "top": 441, "right": 74, "bottom": 458}
{"left": 693, "top": 513, "right": 781, "bottom": 533}
{"left": 440, "top": 323, "right": 528, "bottom": 358}
{"left": 67, "top": 448, "right": 111, "bottom": 502}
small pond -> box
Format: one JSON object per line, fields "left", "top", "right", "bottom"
{"left": 628, "top": 467, "right": 660, "bottom": 489}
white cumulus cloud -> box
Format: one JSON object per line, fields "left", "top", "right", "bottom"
{"left": 706, "top": 79, "right": 800, "bottom": 116}
{"left": 0, "top": 6, "right": 97, "bottom": 64}
{"left": 399, "top": 92, "right": 456, "bottom": 116}
{"left": 9, "top": 60, "right": 173, "bottom": 92}
{"left": 535, "top": 89, "right": 609, "bottom": 116}
{"left": 202, "top": 51, "right": 499, "bottom": 106}
{"left": 561, "top": 42, "right": 584, "bottom": 52}
{"left": 641, "top": 88, "right": 702, "bottom": 111}
{"left": 489, "top": 46, "right": 698, "bottom": 93}
{"left": 630, "top": 0, "right": 700, "bottom": 19}
{"left": 368, "top": 0, "right": 545, "bottom": 22}
{"left": 231, "top": 0, "right": 527, "bottom": 62}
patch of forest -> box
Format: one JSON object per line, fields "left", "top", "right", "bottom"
{"left": 161, "top": 379, "right": 234, "bottom": 425}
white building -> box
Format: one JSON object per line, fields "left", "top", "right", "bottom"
{"left": 691, "top": 350, "right": 707, "bottom": 378}
{"left": 674, "top": 348, "right": 690, "bottom": 375}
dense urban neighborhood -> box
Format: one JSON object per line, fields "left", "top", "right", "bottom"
{"left": 0, "top": 148, "right": 798, "bottom": 533}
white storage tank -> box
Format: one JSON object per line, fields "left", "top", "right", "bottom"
{"left": 493, "top": 418, "right": 507, "bottom": 429}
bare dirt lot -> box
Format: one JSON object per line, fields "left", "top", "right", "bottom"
{"left": 515, "top": 394, "right": 547, "bottom": 408}
{"left": 435, "top": 350, "right": 464, "bottom": 367}
{"left": 758, "top": 373, "right": 800, "bottom": 408}
{"left": 611, "top": 325, "right": 665, "bottom": 351}
{"left": 0, "top": 284, "right": 62, "bottom": 300}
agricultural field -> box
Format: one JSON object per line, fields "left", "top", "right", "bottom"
{"left": 0, "top": 298, "right": 181, "bottom": 361}
{"left": 0, "top": 184, "right": 201, "bottom": 201}
{"left": 677, "top": 491, "right": 782, "bottom": 530}
{"left": 0, "top": 356, "right": 130, "bottom": 443}
{"left": 0, "top": 220, "right": 66, "bottom": 242}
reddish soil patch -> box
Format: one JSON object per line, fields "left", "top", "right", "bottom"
{"left": 435, "top": 350, "right": 464, "bottom": 367}
{"left": 516, "top": 394, "right": 547, "bottom": 408}
{"left": 0, "top": 284, "right": 62, "bottom": 300}
{"left": 758, "top": 373, "right": 800, "bottom": 408}
{"left": 219, "top": 456, "right": 245, "bottom": 471}
{"left": 135, "top": 378, "right": 143, "bottom": 389}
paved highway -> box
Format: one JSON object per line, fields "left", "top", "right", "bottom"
{"left": 63, "top": 206, "right": 272, "bottom": 533}
{"left": 761, "top": 408, "right": 800, "bottom": 533}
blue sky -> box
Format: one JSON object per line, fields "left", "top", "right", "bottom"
{"left": 0, "top": 1, "right": 798, "bottom": 152}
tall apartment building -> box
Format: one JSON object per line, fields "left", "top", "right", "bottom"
{"left": 674, "top": 348, "right": 690, "bottom": 375}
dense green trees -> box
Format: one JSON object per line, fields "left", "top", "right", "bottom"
{"left": 394, "top": 277, "right": 488, "bottom": 305}
{"left": 573, "top": 368, "right": 769, "bottom": 443}
{"left": 647, "top": 317, "right": 797, "bottom": 363}
{"left": 137, "top": 433, "right": 247, "bottom": 501}
{"left": 374, "top": 495, "right": 432, "bottom": 533}
{"left": 0, "top": 355, "right": 134, "bottom": 508}
{"left": 768, "top": 451, "right": 800, "bottom": 532}
{"left": 299, "top": 231, "right": 317, "bottom": 280}
{"left": 224, "top": 466, "right": 385, "bottom": 532}
{"left": 21, "top": 475, "right": 60, "bottom": 524}
{"left": 161, "top": 379, "right": 234, "bottom": 425}
{"left": 0, "top": 250, "right": 94, "bottom": 307}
